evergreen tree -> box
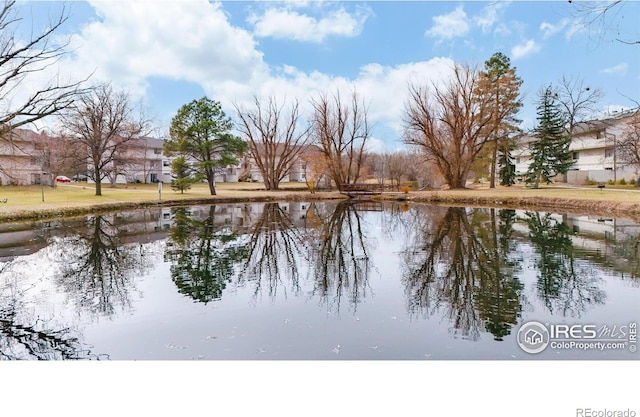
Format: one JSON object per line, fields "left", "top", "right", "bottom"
{"left": 475, "top": 52, "right": 523, "bottom": 188}
{"left": 165, "top": 97, "right": 248, "bottom": 195}
{"left": 525, "top": 86, "right": 574, "bottom": 188}
{"left": 498, "top": 137, "right": 517, "bottom": 186}
{"left": 170, "top": 156, "right": 196, "bottom": 194}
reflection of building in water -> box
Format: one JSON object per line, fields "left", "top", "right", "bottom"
{"left": 0, "top": 209, "right": 171, "bottom": 262}
{"left": 512, "top": 210, "right": 640, "bottom": 277}
{"left": 0, "top": 202, "right": 330, "bottom": 263}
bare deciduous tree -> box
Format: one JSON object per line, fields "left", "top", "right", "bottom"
{"left": 386, "top": 151, "right": 410, "bottom": 190}
{"left": 569, "top": 0, "right": 639, "bottom": 45}
{"left": 61, "top": 83, "right": 149, "bottom": 196}
{"left": 403, "top": 64, "right": 494, "bottom": 189}
{"left": 0, "top": 1, "right": 87, "bottom": 135}
{"left": 310, "top": 89, "right": 370, "bottom": 190}
{"left": 235, "top": 96, "right": 311, "bottom": 190}
{"left": 554, "top": 75, "right": 605, "bottom": 135}
{"left": 32, "top": 132, "right": 85, "bottom": 185}
{"left": 617, "top": 110, "right": 640, "bottom": 175}
{"left": 300, "top": 145, "right": 329, "bottom": 193}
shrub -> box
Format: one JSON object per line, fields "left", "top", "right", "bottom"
{"left": 584, "top": 177, "right": 597, "bottom": 186}
{"left": 630, "top": 178, "right": 636, "bottom": 186}
{"left": 607, "top": 179, "right": 615, "bottom": 185}
{"left": 401, "top": 185, "right": 410, "bottom": 194}
{"left": 618, "top": 178, "right": 627, "bottom": 185}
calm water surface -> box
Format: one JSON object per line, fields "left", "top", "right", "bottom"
{"left": 1, "top": 202, "right": 638, "bottom": 360}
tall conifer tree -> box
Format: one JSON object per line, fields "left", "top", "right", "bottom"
{"left": 525, "top": 86, "right": 573, "bottom": 188}
{"left": 475, "top": 52, "right": 523, "bottom": 187}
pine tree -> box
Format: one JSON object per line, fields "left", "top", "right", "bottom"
{"left": 171, "top": 156, "right": 197, "bottom": 194}
{"left": 525, "top": 86, "right": 573, "bottom": 188}
{"left": 498, "top": 137, "right": 517, "bottom": 186}
{"left": 475, "top": 52, "right": 523, "bottom": 188}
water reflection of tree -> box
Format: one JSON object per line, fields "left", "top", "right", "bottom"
{"left": 56, "top": 215, "right": 150, "bottom": 318}
{"left": 402, "top": 207, "right": 523, "bottom": 341}
{"left": 474, "top": 209, "right": 523, "bottom": 341}
{"left": 237, "top": 203, "right": 307, "bottom": 299}
{"left": 311, "top": 201, "right": 373, "bottom": 313}
{"left": 165, "top": 206, "right": 249, "bottom": 304}
{"left": 609, "top": 234, "right": 640, "bottom": 282}
{"left": 524, "top": 212, "right": 605, "bottom": 317}
{"left": 0, "top": 264, "right": 99, "bottom": 360}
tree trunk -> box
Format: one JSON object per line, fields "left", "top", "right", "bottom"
{"left": 94, "top": 165, "right": 102, "bottom": 196}
{"left": 490, "top": 141, "right": 497, "bottom": 188}
{"left": 207, "top": 171, "right": 216, "bottom": 195}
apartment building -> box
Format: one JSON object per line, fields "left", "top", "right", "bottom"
{"left": 514, "top": 109, "right": 637, "bottom": 184}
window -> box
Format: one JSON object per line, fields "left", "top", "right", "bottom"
{"left": 516, "top": 157, "right": 521, "bottom": 164}
{"left": 605, "top": 149, "right": 614, "bottom": 158}
{"left": 154, "top": 149, "right": 162, "bottom": 155}
{"left": 163, "top": 160, "right": 170, "bottom": 167}
{"left": 572, "top": 152, "right": 579, "bottom": 160}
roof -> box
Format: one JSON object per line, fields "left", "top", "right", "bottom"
{"left": 571, "top": 109, "right": 637, "bottom": 136}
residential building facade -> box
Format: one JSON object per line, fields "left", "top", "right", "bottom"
{"left": 0, "top": 129, "right": 61, "bottom": 186}
{"left": 514, "top": 110, "right": 637, "bottom": 184}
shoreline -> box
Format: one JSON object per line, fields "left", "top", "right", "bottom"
{"left": 3, "top": 187, "right": 640, "bottom": 222}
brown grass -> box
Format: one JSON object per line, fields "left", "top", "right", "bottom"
{"left": 0, "top": 182, "right": 340, "bottom": 222}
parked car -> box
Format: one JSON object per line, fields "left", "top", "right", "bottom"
{"left": 55, "top": 175, "right": 71, "bottom": 183}
{"left": 72, "top": 174, "right": 88, "bottom": 182}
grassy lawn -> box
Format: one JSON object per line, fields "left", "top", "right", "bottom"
{"left": 0, "top": 181, "right": 326, "bottom": 221}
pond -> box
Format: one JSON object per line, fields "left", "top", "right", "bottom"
{"left": 1, "top": 201, "right": 638, "bottom": 360}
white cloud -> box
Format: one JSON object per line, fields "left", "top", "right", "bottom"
{"left": 61, "top": 0, "right": 267, "bottom": 100}
{"left": 426, "top": 6, "right": 469, "bottom": 41}
{"left": 511, "top": 39, "right": 541, "bottom": 59}
{"left": 365, "top": 137, "right": 387, "bottom": 154}
{"left": 540, "top": 18, "right": 585, "bottom": 40}
{"left": 540, "top": 20, "right": 565, "bottom": 39}
{"left": 601, "top": 62, "right": 628, "bottom": 75}
{"left": 249, "top": 6, "right": 371, "bottom": 43}
{"left": 38, "top": 1, "right": 455, "bottom": 147}
{"left": 225, "top": 57, "right": 456, "bottom": 146}
{"left": 474, "top": 2, "right": 509, "bottom": 34}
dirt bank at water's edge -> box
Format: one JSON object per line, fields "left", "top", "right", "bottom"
{"left": 374, "top": 192, "right": 640, "bottom": 220}
{"left": 2, "top": 189, "right": 640, "bottom": 222}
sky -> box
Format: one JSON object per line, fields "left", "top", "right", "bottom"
{"left": 14, "top": 0, "right": 640, "bottom": 151}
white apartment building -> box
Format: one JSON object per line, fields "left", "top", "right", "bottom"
{"left": 514, "top": 109, "right": 637, "bottom": 184}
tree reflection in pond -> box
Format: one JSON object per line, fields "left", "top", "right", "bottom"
{"left": 0, "top": 264, "right": 101, "bottom": 360}
{"left": 401, "top": 207, "right": 524, "bottom": 341}
{"left": 310, "top": 201, "right": 374, "bottom": 313}
{"left": 474, "top": 209, "right": 523, "bottom": 341}
{"left": 524, "top": 211, "right": 605, "bottom": 317}
{"left": 237, "top": 203, "right": 307, "bottom": 299}
{"left": 55, "top": 215, "right": 153, "bottom": 318}
{"left": 165, "top": 206, "right": 250, "bottom": 304}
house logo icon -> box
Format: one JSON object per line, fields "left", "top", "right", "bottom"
{"left": 517, "top": 321, "right": 550, "bottom": 354}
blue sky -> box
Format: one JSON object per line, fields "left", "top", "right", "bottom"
{"left": 17, "top": 0, "right": 640, "bottom": 151}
